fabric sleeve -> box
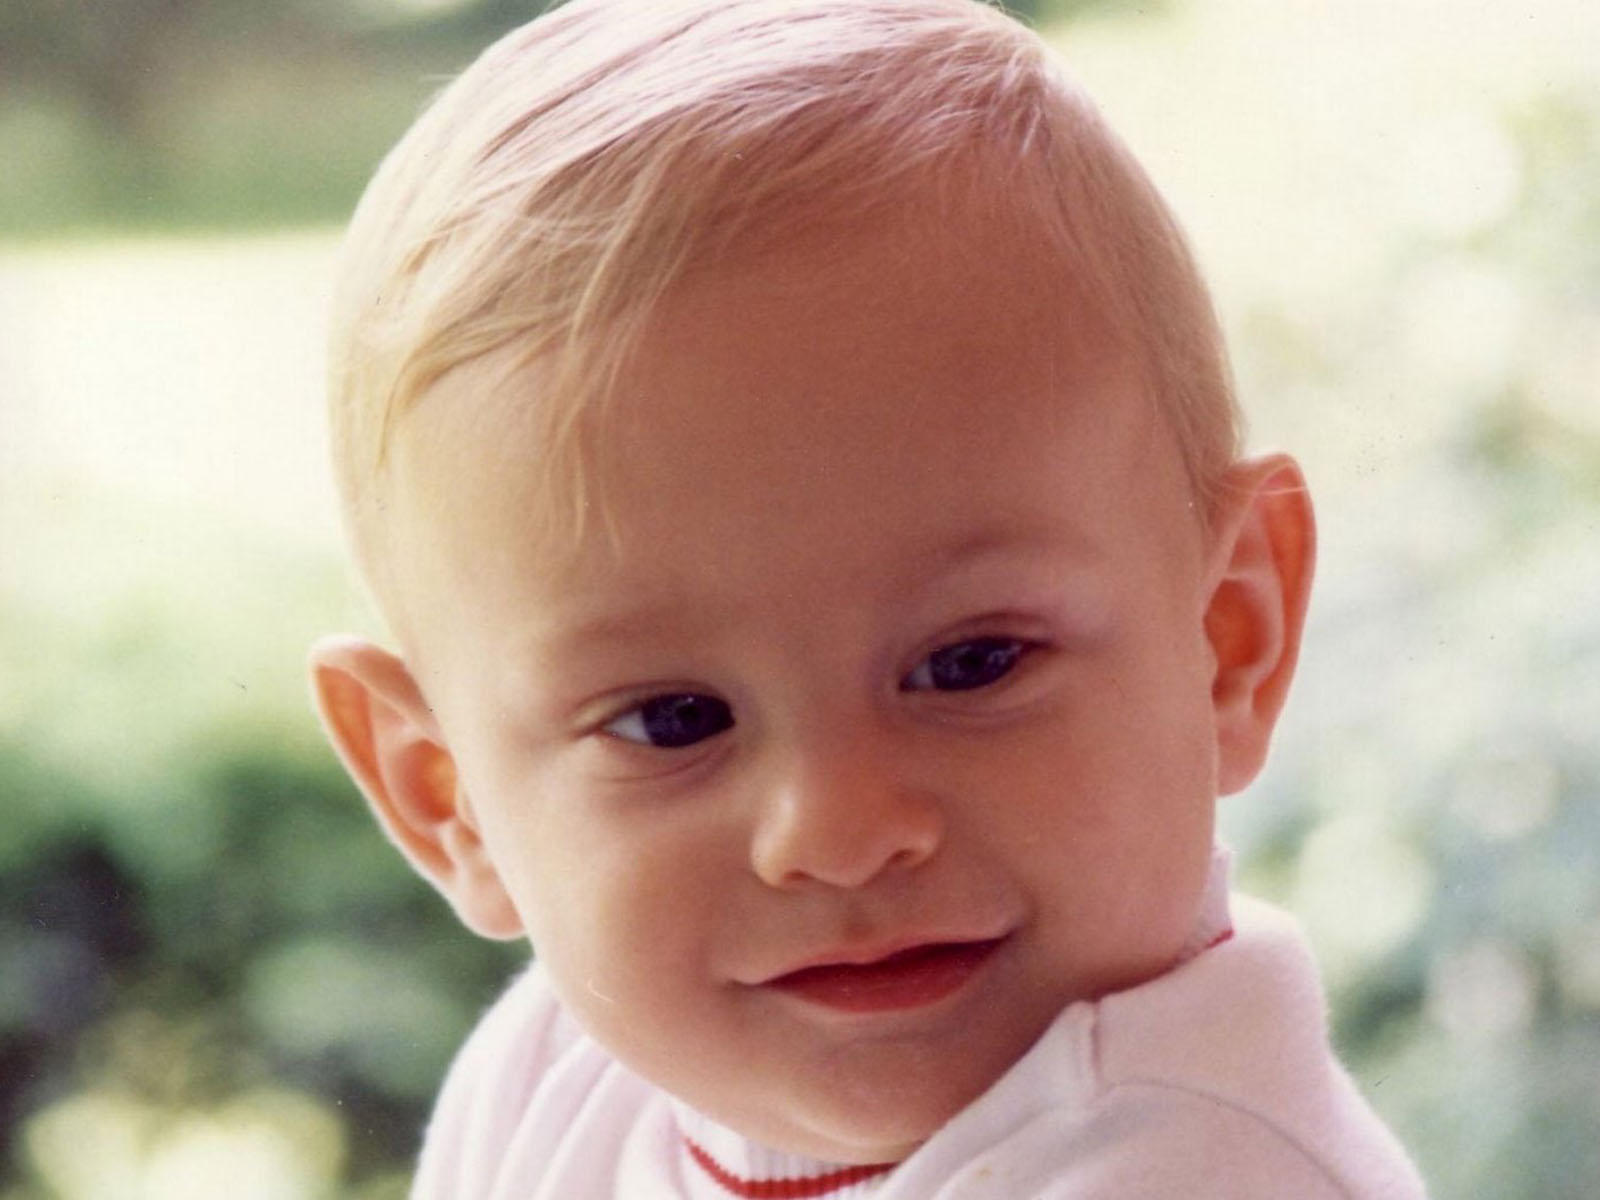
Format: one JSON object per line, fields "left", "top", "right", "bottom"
{"left": 410, "top": 965, "right": 573, "bottom": 1199}
{"left": 1014, "top": 1086, "right": 1354, "bottom": 1200}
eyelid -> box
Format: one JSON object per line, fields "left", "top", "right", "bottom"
{"left": 577, "top": 680, "right": 708, "bottom": 729}
{"left": 904, "top": 612, "right": 1050, "bottom": 665}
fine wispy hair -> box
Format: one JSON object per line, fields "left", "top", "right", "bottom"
{"left": 327, "top": 0, "right": 1240, "bottom": 599}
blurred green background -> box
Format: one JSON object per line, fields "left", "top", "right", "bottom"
{"left": 2, "top": 0, "right": 1597, "bottom": 1196}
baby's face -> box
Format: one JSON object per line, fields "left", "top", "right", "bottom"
{"left": 397, "top": 212, "right": 1223, "bottom": 1162}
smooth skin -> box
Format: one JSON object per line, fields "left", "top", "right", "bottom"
{"left": 311, "top": 206, "right": 1314, "bottom": 1165}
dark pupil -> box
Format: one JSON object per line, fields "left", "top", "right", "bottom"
{"left": 639, "top": 694, "right": 733, "bottom": 748}
{"left": 929, "top": 638, "right": 1022, "bottom": 691}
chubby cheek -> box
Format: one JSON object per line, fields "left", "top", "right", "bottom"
{"left": 502, "top": 791, "right": 738, "bottom": 1048}
{"left": 1000, "top": 650, "right": 1216, "bottom": 965}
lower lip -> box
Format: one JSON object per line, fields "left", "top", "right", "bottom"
{"left": 766, "top": 940, "right": 1003, "bottom": 1014}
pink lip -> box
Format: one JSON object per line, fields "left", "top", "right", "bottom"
{"left": 764, "top": 938, "right": 1004, "bottom": 1014}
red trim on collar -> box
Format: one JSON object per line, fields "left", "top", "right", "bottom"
{"left": 1204, "top": 927, "right": 1235, "bottom": 952}
{"left": 684, "top": 1138, "right": 896, "bottom": 1198}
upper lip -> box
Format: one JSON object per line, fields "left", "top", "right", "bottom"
{"left": 751, "top": 931, "right": 1010, "bottom": 985}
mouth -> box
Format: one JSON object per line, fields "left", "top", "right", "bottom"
{"left": 763, "top": 938, "right": 1006, "bottom": 1014}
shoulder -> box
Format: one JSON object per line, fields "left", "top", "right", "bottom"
{"left": 411, "top": 964, "right": 658, "bottom": 1198}
{"left": 1010, "top": 1086, "right": 1355, "bottom": 1199}
{"left": 896, "top": 896, "right": 1427, "bottom": 1199}
{"left": 410, "top": 965, "right": 572, "bottom": 1196}
{"left": 914, "top": 1083, "right": 1390, "bottom": 1199}
{"left": 1087, "top": 895, "right": 1427, "bottom": 1198}
{"left": 1096, "top": 894, "right": 1330, "bottom": 1097}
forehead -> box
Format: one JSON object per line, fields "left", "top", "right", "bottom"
{"left": 610, "top": 241, "right": 1103, "bottom": 537}
{"left": 389, "top": 209, "right": 1195, "bottom": 668}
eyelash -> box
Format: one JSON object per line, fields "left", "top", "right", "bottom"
{"left": 600, "top": 635, "right": 1036, "bottom": 751}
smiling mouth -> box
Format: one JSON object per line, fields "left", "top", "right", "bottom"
{"left": 765, "top": 939, "right": 1005, "bottom": 1014}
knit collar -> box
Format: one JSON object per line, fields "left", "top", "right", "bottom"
{"left": 672, "top": 1110, "right": 895, "bottom": 1200}
{"left": 673, "top": 845, "right": 1234, "bottom": 1199}
{"left": 668, "top": 1107, "right": 896, "bottom": 1200}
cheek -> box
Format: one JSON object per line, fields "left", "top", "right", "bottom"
{"left": 514, "top": 815, "right": 753, "bottom": 1091}
{"left": 492, "top": 792, "right": 733, "bottom": 994}
{"left": 989, "top": 630, "right": 1217, "bottom": 868}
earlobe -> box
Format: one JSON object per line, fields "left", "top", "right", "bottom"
{"left": 1202, "top": 455, "right": 1316, "bottom": 795}
{"left": 307, "top": 635, "right": 524, "bottom": 940}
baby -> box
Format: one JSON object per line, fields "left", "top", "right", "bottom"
{"left": 309, "top": 0, "right": 1427, "bottom": 1195}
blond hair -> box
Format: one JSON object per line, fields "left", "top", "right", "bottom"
{"left": 327, "top": 0, "right": 1241, "bottom": 600}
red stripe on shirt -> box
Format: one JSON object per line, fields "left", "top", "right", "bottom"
{"left": 684, "top": 1138, "right": 896, "bottom": 1198}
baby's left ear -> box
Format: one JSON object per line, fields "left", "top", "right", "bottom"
{"left": 1202, "top": 453, "right": 1316, "bottom": 795}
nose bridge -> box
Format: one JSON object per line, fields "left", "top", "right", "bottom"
{"left": 749, "top": 717, "right": 944, "bottom": 891}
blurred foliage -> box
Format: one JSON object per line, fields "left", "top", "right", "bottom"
{"left": 2, "top": 0, "right": 1598, "bottom": 1197}
{"left": 0, "top": 0, "right": 549, "bottom": 235}
{"left": 0, "top": 580, "right": 523, "bottom": 1193}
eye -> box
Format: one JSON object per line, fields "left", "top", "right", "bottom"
{"left": 902, "top": 636, "right": 1027, "bottom": 693}
{"left": 603, "top": 693, "right": 734, "bottom": 749}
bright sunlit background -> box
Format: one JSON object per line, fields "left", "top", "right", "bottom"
{"left": 3, "top": 1, "right": 1598, "bottom": 1196}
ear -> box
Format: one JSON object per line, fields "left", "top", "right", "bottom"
{"left": 307, "top": 635, "right": 523, "bottom": 940}
{"left": 1202, "top": 454, "right": 1316, "bottom": 796}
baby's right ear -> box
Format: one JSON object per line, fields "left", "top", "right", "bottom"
{"left": 307, "top": 636, "right": 523, "bottom": 941}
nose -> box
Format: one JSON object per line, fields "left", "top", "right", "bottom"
{"left": 749, "top": 731, "right": 944, "bottom": 890}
